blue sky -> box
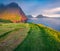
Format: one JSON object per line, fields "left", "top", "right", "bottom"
{"left": 0, "top": 0, "right": 60, "bottom": 17}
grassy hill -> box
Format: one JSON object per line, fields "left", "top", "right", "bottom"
{"left": 0, "top": 23, "right": 60, "bottom": 51}
{"left": 0, "top": 19, "right": 12, "bottom": 23}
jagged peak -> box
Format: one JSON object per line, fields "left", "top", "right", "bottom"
{"left": 0, "top": 4, "right": 5, "bottom": 8}
{"left": 7, "top": 2, "right": 19, "bottom": 8}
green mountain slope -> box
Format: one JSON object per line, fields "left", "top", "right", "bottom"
{"left": 0, "top": 19, "right": 13, "bottom": 23}
{"left": 0, "top": 23, "right": 60, "bottom": 51}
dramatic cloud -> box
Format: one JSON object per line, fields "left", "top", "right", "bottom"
{"left": 0, "top": 0, "right": 60, "bottom": 17}
{"left": 43, "top": 7, "right": 60, "bottom": 17}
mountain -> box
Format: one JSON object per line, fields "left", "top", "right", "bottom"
{"left": 26, "top": 15, "right": 47, "bottom": 18}
{"left": 0, "top": 3, "right": 27, "bottom": 23}
{"left": 36, "top": 15, "right": 47, "bottom": 18}
{"left": 6, "top": 3, "right": 19, "bottom": 8}
{"left": 0, "top": 4, "right": 5, "bottom": 13}
{"left": 27, "top": 15, "right": 33, "bottom": 18}
{"left": 0, "top": 23, "right": 60, "bottom": 51}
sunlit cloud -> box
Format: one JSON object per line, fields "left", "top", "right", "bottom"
{"left": 43, "top": 7, "right": 60, "bottom": 17}
{"left": 0, "top": 0, "right": 60, "bottom": 17}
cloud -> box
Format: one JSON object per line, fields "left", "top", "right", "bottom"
{"left": 43, "top": 7, "right": 60, "bottom": 17}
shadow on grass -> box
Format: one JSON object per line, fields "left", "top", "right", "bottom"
{"left": 36, "top": 24, "right": 60, "bottom": 51}
{"left": 0, "top": 31, "right": 12, "bottom": 38}
{"left": 14, "top": 23, "right": 60, "bottom": 51}
{"left": 0, "top": 28, "right": 20, "bottom": 39}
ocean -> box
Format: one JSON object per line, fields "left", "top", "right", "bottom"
{"left": 27, "top": 18, "right": 60, "bottom": 31}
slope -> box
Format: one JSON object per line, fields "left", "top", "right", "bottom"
{"left": 0, "top": 3, "right": 27, "bottom": 23}
{"left": 0, "top": 23, "right": 60, "bottom": 51}
{"left": 0, "top": 23, "right": 30, "bottom": 51}
{"left": 14, "top": 23, "right": 60, "bottom": 51}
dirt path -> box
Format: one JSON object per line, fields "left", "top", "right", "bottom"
{"left": 0, "top": 24, "right": 30, "bottom": 51}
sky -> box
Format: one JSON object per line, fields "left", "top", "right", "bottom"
{"left": 0, "top": 0, "right": 60, "bottom": 17}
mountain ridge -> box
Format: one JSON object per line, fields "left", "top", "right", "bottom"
{"left": 27, "top": 15, "right": 60, "bottom": 18}
{"left": 0, "top": 2, "right": 27, "bottom": 23}
{"left": 27, "top": 15, "right": 47, "bottom": 18}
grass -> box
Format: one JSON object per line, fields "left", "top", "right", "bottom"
{"left": 0, "top": 23, "right": 60, "bottom": 51}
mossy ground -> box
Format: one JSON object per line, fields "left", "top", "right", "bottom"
{"left": 0, "top": 23, "right": 60, "bottom": 51}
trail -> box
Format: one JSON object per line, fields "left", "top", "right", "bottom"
{"left": 14, "top": 23, "right": 42, "bottom": 51}
{"left": 0, "top": 23, "right": 60, "bottom": 51}
{"left": 14, "top": 23, "right": 60, "bottom": 51}
{"left": 0, "top": 24, "right": 30, "bottom": 51}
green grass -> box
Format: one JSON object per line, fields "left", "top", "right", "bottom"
{"left": 0, "top": 19, "right": 12, "bottom": 23}
{"left": 0, "top": 23, "right": 60, "bottom": 51}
